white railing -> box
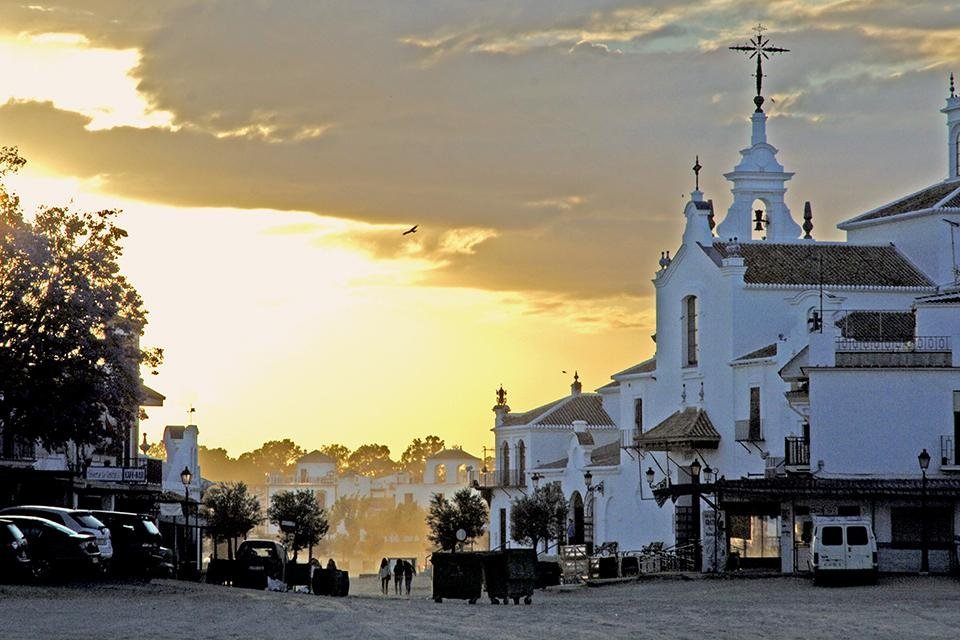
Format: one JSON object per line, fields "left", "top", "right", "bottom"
{"left": 835, "top": 336, "right": 951, "bottom": 353}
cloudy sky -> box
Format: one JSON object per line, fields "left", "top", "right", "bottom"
{"left": 1, "top": 1, "right": 957, "bottom": 458}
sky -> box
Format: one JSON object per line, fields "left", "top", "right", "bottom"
{"left": 1, "top": 0, "right": 958, "bottom": 458}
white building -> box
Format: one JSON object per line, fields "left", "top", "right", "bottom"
{"left": 482, "top": 62, "right": 960, "bottom": 574}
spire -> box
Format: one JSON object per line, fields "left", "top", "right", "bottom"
{"left": 693, "top": 155, "right": 702, "bottom": 191}
{"left": 571, "top": 371, "right": 582, "bottom": 396}
{"left": 942, "top": 72, "right": 960, "bottom": 179}
{"left": 717, "top": 25, "right": 800, "bottom": 242}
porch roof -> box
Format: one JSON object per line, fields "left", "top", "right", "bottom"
{"left": 635, "top": 408, "right": 720, "bottom": 451}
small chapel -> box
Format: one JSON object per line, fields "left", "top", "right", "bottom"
{"left": 479, "top": 27, "right": 960, "bottom": 575}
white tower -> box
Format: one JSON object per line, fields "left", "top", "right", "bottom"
{"left": 941, "top": 73, "right": 960, "bottom": 180}
{"left": 717, "top": 25, "right": 802, "bottom": 242}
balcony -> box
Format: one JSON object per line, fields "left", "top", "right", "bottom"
{"left": 735, "top": 420, "right": 763, "bottom": 442}
{"left": 941, "top": 435, "right": 960, "bottom": 471}
{"left": 784, "top": 436, "right": 810, "bottom": 472}
{"left": 835, "top": 336, "right": 952, "bottom": 368}
{"left": 471, "top": 468, "right": 526, "bottom": 489}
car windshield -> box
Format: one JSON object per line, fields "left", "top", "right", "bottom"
{"left": 141, "top": 520, "right": 161, "bottom": 536}
{"left": 72, "top": 513, "right": 107, "bottom": 530}
{"left": 8, "top": 517, "right": 78, "bottom": 537}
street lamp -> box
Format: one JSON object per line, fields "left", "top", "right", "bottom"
{"left": 180, "top": 466, "right": 192, "bottom": 578}
{"left": 918, "top": 448, "right": 930, "bottom": 574}
{"left": 645, "top": 467, "right": 655, "bottom": 487}
{"left": 702, "top": 464, "right": 715, "bottom": 485}
{"left": 583, "top": 470, "right": 604, "bottom": 495}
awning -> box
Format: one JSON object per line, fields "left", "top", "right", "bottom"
{"left": 717, "top": 476, "right": 960, "bottom": 503}
{"left": 635, "top": 408, "right": 721, "bottom": 451}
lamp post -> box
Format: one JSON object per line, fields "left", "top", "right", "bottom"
{"left": 918, "top": 448, "right": 930, "bottom": 574}
{"left": 180, "top": 466, "right": 192, "bottom": 578}
{"left": 689, "top": 458, "right": 702, "bottom": 572}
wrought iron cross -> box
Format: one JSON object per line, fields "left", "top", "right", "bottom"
{"left": 729, "top": 24, "right": 789, "bottom": 112}
{"left": 692, "top": 155, "right": 702, "bottom": 191}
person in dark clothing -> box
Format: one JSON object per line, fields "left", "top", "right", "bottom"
{"left": 403, "top": 560, "right": 415, "bottom": 595}
{"left": 378, "top": 558, "right": 390, "bottom": 595}
{"left": 393, "top": 557, "right": 403, "bottom": 594}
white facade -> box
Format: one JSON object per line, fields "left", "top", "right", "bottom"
{"left": 483, "top": 75, "right": 960, "bottom": 573}
{"left": 161, "top": 424, "right": 202, "bottom": 498}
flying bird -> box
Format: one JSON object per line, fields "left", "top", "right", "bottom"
{"left": 402, "top": 225, "right": 418, "bottom": 236}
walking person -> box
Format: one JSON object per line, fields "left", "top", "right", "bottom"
{"left": 403, "top": 559, "right": 415, "bottom": 595}
{"left": 393, "top": 557, "right": 404, "bottom": 594}
{"left": 378, "top": 558, "right": 391, "bottom": 595}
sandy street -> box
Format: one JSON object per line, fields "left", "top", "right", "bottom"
{"left": 1, "top": 575, "right": 958, "bottom": 640}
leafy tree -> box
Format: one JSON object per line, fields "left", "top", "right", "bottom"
{"left": 203, "top": 482, "right": 263, "bottom": 560}
{"left": 145, "top": 441, "right": 166, "bottom": 460}
{"left": 510, "top": 483, "right": 568, "bottom": 552}
{"left": 237, "top": 438, "right": 305, "bottom": 483}
{"left": 325, "top": 495, "right": 376, "bottom": 560}
{"left": 318, "top": 443, "right": 351, "bottom": 474}
{"left": 347, "top": 443, "right": 397, "bottom": 478}
{"left": 197, "top": 445, "right": 245, "bottom": 483}
{"left": 267, "top": 489, "right": 329, "bottom": 561}
{"left": 400, "top": 435, "right": 445, "bottom": 481}
{"left": 426, "top": 488, "right": 487, "bottom": 551}
{"left": 0, "top": 148, "right": 162, "bottom": 458}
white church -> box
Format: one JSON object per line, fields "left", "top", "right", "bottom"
{"left": 480, "top": 42, "right": 960, "bottom": 574}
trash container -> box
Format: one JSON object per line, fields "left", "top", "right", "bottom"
{"left": 620, "top": 556, "right": 640, "bottom": 577}
{"left": 483, "top": 549, "right": 535, "bottom": 605}
{"left": 286, "top": 562, "right": 312, "bottom": 589}
{"left": 535, "top": 561, "right": 561, "bottom": 588}
{"left": 311, "top": 567, "right": 332, "bottom": 595}
{"left": 333, "top": 570, "right": 350, "bottom": 597}
{"left": 206, "top": 559, "right": 235, "bottom": 585}
{"left": 431, "top": 552, "right": 483, "bottom": 604}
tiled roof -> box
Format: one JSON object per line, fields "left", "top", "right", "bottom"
{"left": 537, "top": 456, "right": 569, "bottom": 470}
{"left": 575, "top": 432, "right": 594, "bottom": 446}
{"left": 915, "top": 290, "right": 960, "bottom": 305}
{"left": 704, "top": 242, "right": 933, "bottom": 288}
{"left": 720, "top": 476, "right": 960, "bottom": 498}
{"left": 635, "top": 408, "right": 720, "bottom": 450}
{"left": 596, "top": 380, "right": 621, "bottom": 392}
{"left": 733, "top": 343, "right": 777, "bottom": 362}
{"left": 503, "top": 394, "right": 616, "bottom": 428}
{"left": 614, "top": 357, "right": 656, "bottom": 377}
{"left": 589, "top": 441, "right": 621, "bottom": 467}
{"left": 428, "top": 448, "right": 481, "bottom": 461}
{"left": 840, "top": 179, "right": 960, "bottom": 225}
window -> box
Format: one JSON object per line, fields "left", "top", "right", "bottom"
{"left": 821, "top": 526, "right": 843, "bottom": 546}
{"left": 500, "top": 441, "right": 510, "bottom": 486}
{"left": 682, "top": 296, "right": 698, "bottom": 367}
{"left": 891, "top": 507, "right": 953, "bottom": 548}
{"left": 634, "top": 398, "right": 643, "bottom": 433}
{"left": 749, "top": 387, "right": 761, "bottom": 441}
{"left": 499, "top": 508, "right": 507, "bottom": 549}
{"left": 435, "top": 464, "right": 447, "bottom": 484}
{"left": 953, "top": 390, "right": 960, "bottom": 465}
{"left": 517, "top": 440, "right": 526, "bottom": 484}
{"left": 847, "top": 526, "right": 869, "bottom": 546}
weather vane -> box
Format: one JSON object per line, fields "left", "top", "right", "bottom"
{"left": 729, "top": 23, "right": 789, "bottom": 113}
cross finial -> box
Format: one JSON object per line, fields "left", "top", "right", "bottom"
{"left": 951, "top": 72, "right": 955, "bottom": 99}
{"left": 692, "top": 155, "right": 702, "bottom": 191}
{"left": 729, "top": 25, "right": 790, "bottom": 113}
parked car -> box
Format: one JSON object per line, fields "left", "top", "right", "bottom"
{"left": 810, "top": 516, "right": 878, "bottom": 585}
{"left": 0, "top": 506, "right": 113, "bottom": 564}
{"left": 0, "top": 518, "right": 33, "bottom": 582}
{"left": 88, "top": 510, "right": 162, "bottom": 578}
{"left": 2, "top": 515, "right": 103, "bottom": 581}
{"left": 154, "top": 546, "right": 175, "bottom": 578}
{"left": 234, "top": 539, "right": 287, "bottom": 589}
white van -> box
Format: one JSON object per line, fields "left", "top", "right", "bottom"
{"left": 809, "top": 516, "right": 878, "bottom": 585}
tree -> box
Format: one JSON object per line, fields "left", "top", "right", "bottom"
{"left": 400, "top": 435, "right": 445, "bottom": 481}
{"left": 267, "top": 489, "right": 329, "bottom": 561}
{"left": 237, "top": 439, "right": 305, "bottom": 483}
{"left": 203, "top": 482, "right": 263, "bottom": 560}
{"left": 0, "top": 148, "right": 162, "bottom": 458}
{"left": 426, "top": 488, "right": 488, "bottom": 551}
{"left": 325, "top": 495, "right": 376, "bottom": 560}
{"left": 510, "top": 483, "right": 568, "bottom": 552}
{"left": 347, "top": 443, "right": 397, "bottom": 478}
{"left": 318, "top": 443, "right": 351, "bottom": 474}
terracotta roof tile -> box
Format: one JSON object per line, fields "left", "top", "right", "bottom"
{"left": 636, "top": 408, "right": 720, "bottom": 450}
{"left": 733, "top": 343, "right": 777, "bottom": 362}
{"left": 845, "top": 180, "right": 960, "bottom": 224}
{"left": 705, "top": 242, "right": 933, "bottom": 288}
{"left": 537, "top": 456, "right": 569, "bottom": 470}
{"left": 503, "top": 394, "right": 615, "bottom": 428}
{"left": 575, "top": 432, "right": 594, "bottom": 446}
{"left": 428, "top": 448, "right": 481, "bottom": 461}
{"left": 589, "top": 441, "right": 621, "bottom": 466}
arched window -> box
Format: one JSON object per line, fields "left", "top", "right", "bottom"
{"left": 517, "top": 440, "right": 526, "bottom": 485}
{"left": 682, "top": 295, "right": 698, "bottom": 367}
{"left": 435, "top": 463, "right": 447, "bottom": 484}
{"left": 501, "top": 441, "right": 510, "bottom": 486}
{"left": 457, "top": 464, "right": 469, "bottom": 483}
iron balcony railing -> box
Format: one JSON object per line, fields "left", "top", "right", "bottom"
{"left": 784, "top": 436, "right": 810, "bottom": 468}
{"left": 471, "top": 468, "right": 526, "bottom": 488}
{"left": 835, "top": 336, "right": 951, "bottom": 353}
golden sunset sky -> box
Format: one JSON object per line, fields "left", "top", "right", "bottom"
{"left": 1, "top": 1, "right": 958, "bottom": 458}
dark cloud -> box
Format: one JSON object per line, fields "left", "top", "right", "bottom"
{"left": 0, "top": 1, "right": 956, "bottom": 306}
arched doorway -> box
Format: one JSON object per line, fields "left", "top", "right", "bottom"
{"left": 570, "top": 491, "right": 585, "bottom": 545}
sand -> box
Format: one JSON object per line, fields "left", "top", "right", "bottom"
{"left": 1, "top": 574, "right": 958, "bottom": 640}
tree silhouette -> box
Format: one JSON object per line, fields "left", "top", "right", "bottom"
{"left": 267, "top": 489, "right": 329, "bottom": 561}
{"left": 203, "top": 482, "right": 263, "bottom": 560}
{"left": 426, "top": 488, "right": 487, "bottom": 551}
